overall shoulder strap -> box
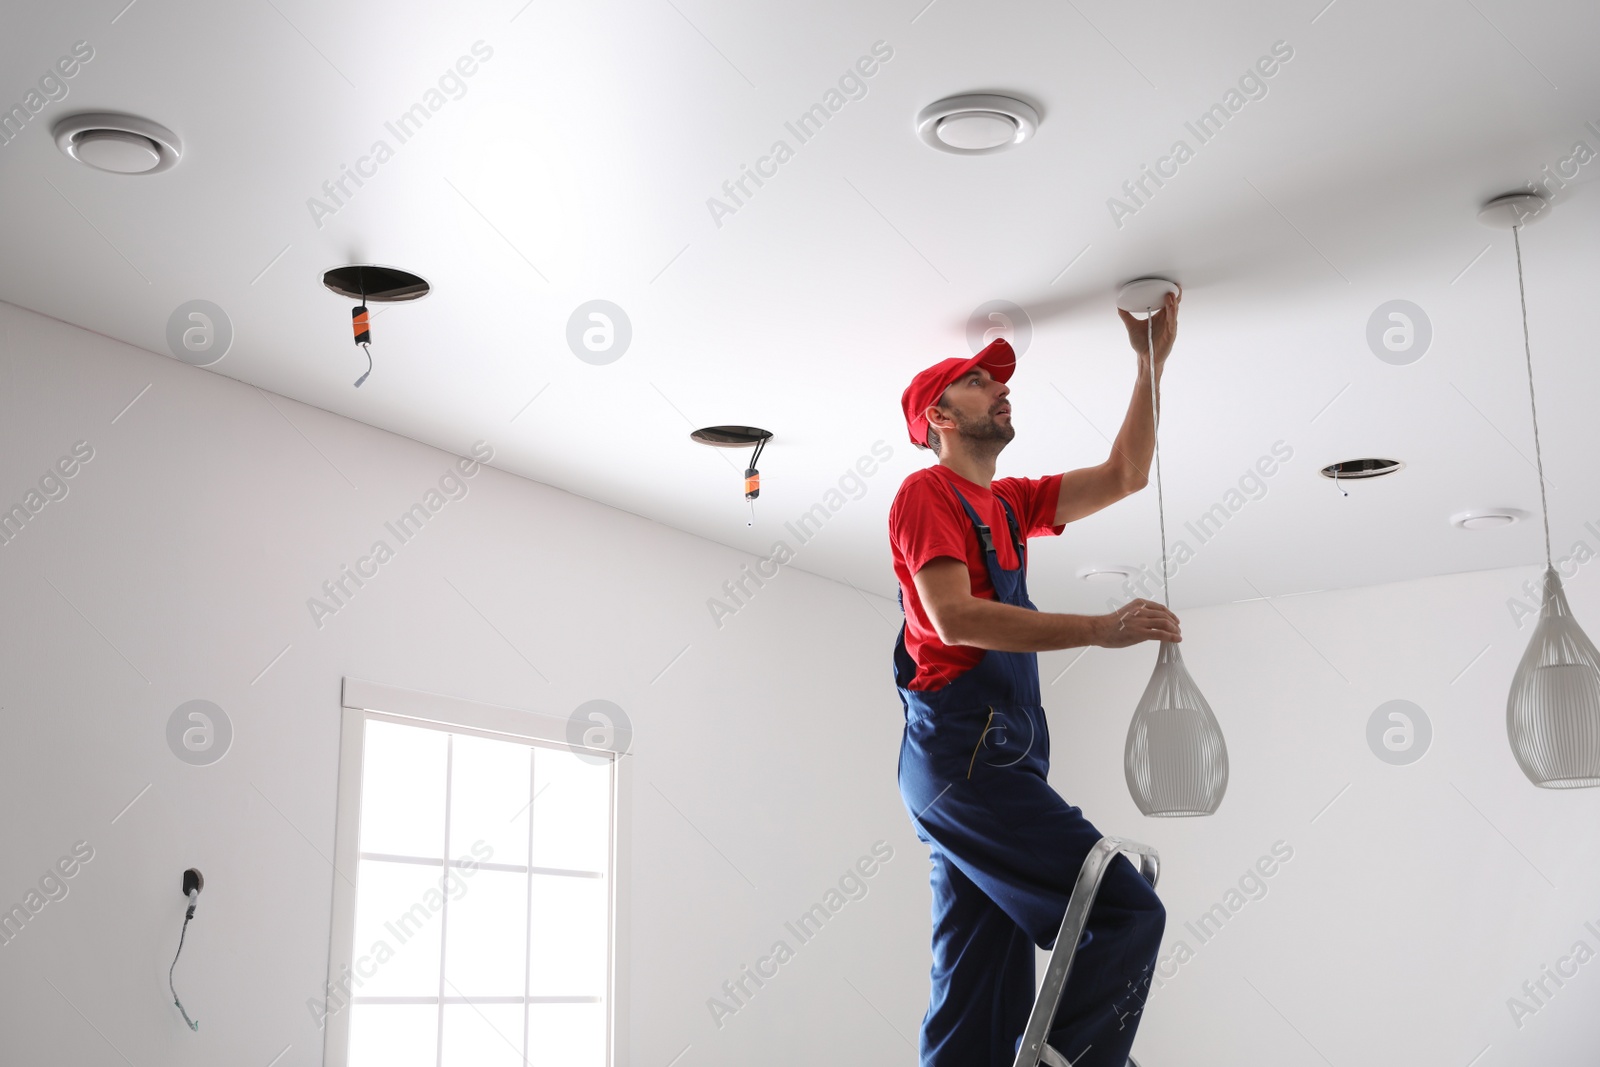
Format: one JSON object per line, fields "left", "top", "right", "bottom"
{"left": 944, "top": 484, "right": 997, "bottom": 555}
{"left": 995, "top": 494, "right": 1026, "bottom": 561}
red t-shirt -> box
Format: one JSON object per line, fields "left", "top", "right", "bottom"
{"left": 889, "top": 464, "right": 1065, "bottom": 690}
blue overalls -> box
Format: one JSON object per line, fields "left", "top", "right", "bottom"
{"left": 894, "top": 486, "right": 1167, "bottom": 1067}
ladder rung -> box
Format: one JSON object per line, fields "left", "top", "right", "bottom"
{"left": 1039, "top": 1045, "right": 1073, "bottom": 1067}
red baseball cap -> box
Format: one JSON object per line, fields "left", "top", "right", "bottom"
{"left": 901, "top": 337, "right": 1017, "bottom": 447}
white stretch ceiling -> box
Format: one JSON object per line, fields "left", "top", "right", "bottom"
{"left": 2, "top": 0, "right": 1598, "bottom": 611}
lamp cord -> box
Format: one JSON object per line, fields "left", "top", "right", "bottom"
{"left": 170, "top": 907, "right": 200, "bottom": 1031}
{"left": 1512, "top": 224, "right": 1554, "bottom": 571}
{"left": 1146, "top": 310, "right": 1170, "bottom": 608}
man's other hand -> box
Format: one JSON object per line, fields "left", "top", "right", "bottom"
{"left": 1097, "top": 598, "right": 1182, "bottom": 648}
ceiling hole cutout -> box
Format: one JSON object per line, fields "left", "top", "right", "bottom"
{"left": 690, "top": 425, "right": 772, "bottom": 448}
{"left": 1319, "top": 458, "right": 1404, "bottom": 480}
{"left": 321, "top": 265, "right": 431, "bottom": 302}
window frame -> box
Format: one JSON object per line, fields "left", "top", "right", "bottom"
{"left": 323, "top": 678, "right": 629, "bottom": 1067}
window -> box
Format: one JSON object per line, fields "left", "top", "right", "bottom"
{"left": 324, "top": 682, "right": 618, "bottom": 1067}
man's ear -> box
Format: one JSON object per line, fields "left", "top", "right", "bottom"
{"left": 925, "top": 403, "right": 954, "bottom": 434}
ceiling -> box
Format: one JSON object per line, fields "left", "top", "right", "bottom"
{"left": 3, "top": 0, "right": 1599, "bottom": 612}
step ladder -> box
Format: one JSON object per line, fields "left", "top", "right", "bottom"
{"left": 1011, "top": 835, "right": 1161, "bottom": 1067}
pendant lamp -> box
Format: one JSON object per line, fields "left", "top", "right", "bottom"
{"left": 1117, "top": 278, "right": 1229, "bottom": 816}
{"left": 1480, "top": 192, "right": 1600, "bottom": 788}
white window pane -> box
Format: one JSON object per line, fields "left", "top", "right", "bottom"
{"left": 448, "top": 734, "right": 531, "bottom": 868}
{"left": 532, "top": 748, "right": 610, "bottom": 873}
{"left": 343, "top": 714, "right": 611, "bottom": 1067}
{"left": 441, "top": 1003, "right": 525, "bottom": 1067}
{"left": 443, "top": 868, "right": 528, "bottom": 998}
{"left": 360, "top": 720, "right": 447, "bottom": 858}
{"left": 529, "top": 874, "right": 608, "bottom": 997}
{"left": 351, "top": 859, "right": 445, "bottom": 998}
{"left": 527, "top": 1002, "right": 605, "bottom": 1067}
{"left": 348, "top": 1003, "right": 437, "bottom": 1067}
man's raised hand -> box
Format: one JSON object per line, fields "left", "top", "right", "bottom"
{"left": 1116, "top": 286, "right": 1181, "bottom": 371}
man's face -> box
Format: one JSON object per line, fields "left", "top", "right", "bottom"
{"left": 930, "top": 367, "right": 1013, "bottom": 451}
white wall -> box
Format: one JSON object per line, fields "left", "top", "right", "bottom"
{"left": 3, "top": 299, "right": 1598, "bottom": 1067}
{"left": 0, "top": 301, "right": 925, "bottom": 1067}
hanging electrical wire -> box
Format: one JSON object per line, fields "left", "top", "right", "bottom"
{"left": 744, "top": 433, "right": 767, "bottom": 525}
{"left": 1511, "top": 221, "right": 1554, "bottom": 573}
{"left": 352, "top": 274, "right": 373, "bottom": 388}
{"left": 170, "top": 868, "right": 203, "bottom": 1031}
{"left": 1146, "top": 310, "right": 1169, "bottom": 609}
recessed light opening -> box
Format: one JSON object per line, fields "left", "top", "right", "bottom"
{"left": 690, "top": 425, "right": 772, "bottom": 448}
{"left": 1319, "top": 458, "right": 1404, "bottom": 480}
{"left": 322, "top": 265, "right": 431, "bottom": 302}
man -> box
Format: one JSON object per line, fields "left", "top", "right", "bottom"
{"left": 889, "top": 290, "right": 1182, "bottom": 1067}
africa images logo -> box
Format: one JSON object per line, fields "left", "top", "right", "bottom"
{"left": 305, "top": 41, "right": 494, "bottom": 228}
{"left": 705, "top": 40, "right": 894, "bottom": 229}
{"left": 705, "top": 441, "right": 893, "bottom": 628}
{"left": 0, "top": 40, "right": 95, "bottom": 148}
{"left": 166, "top": 701, "right": 233, "bottom": 766}
{"left": 566, "top": 700, "right": 631, "bottom": 766}
{"left": 1107, "top": 40, "right": 1294, "bottom": 229}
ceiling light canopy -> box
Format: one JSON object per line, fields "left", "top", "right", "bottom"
{"left": 1116, "top": 277, "right": 1181, "bottom": 315}
{"left": 916, "top": 94, "right": 1038, "bottom": 155}
{"left": 54, "top": 112, "right": 181, "bottom": 174}
{"left": 1478, "top": 191, "right": 1550, "bottom": 230}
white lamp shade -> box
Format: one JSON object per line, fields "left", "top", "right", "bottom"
{"left": 1508, "top": 566, "right": 1600, "bottom": 788}
{"left": 1125, "top": 642, "right": 1229, "bottom": 816}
